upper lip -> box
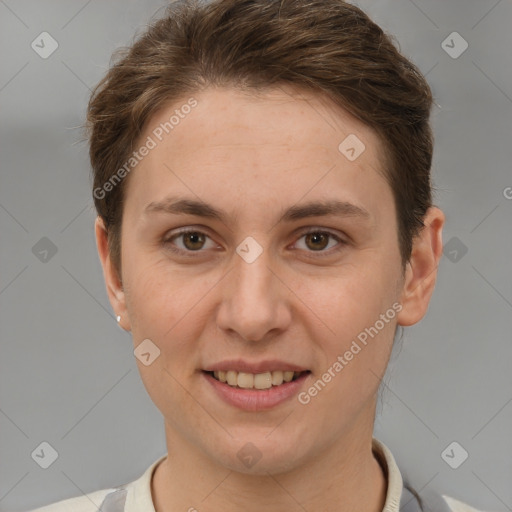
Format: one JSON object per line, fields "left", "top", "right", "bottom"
{"left": 203, "top": 359, "right": 309, "bottom": 374}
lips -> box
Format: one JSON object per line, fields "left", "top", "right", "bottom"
{"left": 202, "top": 369, "right": 311, "bottom": 411}
{"left": 203, "top": 359, "right": 309, "bottom": 374}
{"left": 201, "top": 359, "right": 311, "bottom": 404}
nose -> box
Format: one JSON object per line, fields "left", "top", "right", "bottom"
{"left": 215, "top": 245, "right": 291, "bottom": 343}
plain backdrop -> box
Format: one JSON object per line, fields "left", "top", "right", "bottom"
{"left": 1, "top": 1, "right": 511, "bottom": 511}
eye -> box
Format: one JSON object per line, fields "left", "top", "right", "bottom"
{"left": 293, "top": 229, "right": 345, "bottom": 254}
{"left": 163, "top": 229, "right": 218, "bottom": 255}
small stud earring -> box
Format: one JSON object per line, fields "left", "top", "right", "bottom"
{"left": 116, "top": 315, "right": 121, "bottom": 323}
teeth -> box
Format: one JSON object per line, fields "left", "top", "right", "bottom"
{"left": 254, "top": 372, "right": 272, "bottom": 389}
{"left": 283, "top": 371, "right": 294, "bottom": 382}
{"left": 210, "top": 370, "right": 304, "bottom": 389}
{"left": 271, "top": 371, "right": 283, "bottom": 386}
{"left": 237, "top": 372, "right": 254, "bottom": 389}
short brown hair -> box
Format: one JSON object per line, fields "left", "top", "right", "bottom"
{"left": 87, "top": 0, "right": 434, "bottom": 277}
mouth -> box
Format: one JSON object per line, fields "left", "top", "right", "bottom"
{"left": 203, "top": 370, "right": 310, "bottom": 390}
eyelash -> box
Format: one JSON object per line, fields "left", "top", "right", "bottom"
{"left": 163, "top": 227, "right": 347, "bottom": 258}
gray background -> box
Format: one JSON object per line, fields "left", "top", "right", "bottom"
{"left": 1, "top": 0, "right": 511, "bottom": 510}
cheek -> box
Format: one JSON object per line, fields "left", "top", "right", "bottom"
{"left": 297, "top": 261, "right": 400, "bottom": 386}
{"left": 124, "top": 255, "right": 205, "bottom": 333}
{"left": 303, "top": 264, "right": 399, "bottom": 336}
{"left": 124, "top": 263, "right": 207, "bottom": 415}
{"left": 299, "top": 278, "right": 398, "bottom": 420}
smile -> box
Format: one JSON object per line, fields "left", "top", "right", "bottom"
{"left": 207, "top": 370, "right": 307, "bottom": 390}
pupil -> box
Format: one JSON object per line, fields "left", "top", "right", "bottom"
{"left": 185, "top": 232, "right": 204, "bottom": 250}
{"left": 306, "top": 233, "right": 328, "bottom": 251}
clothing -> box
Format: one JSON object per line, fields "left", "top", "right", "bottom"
{"left": 27, "top": 438, "right": 483, "bottom": 512}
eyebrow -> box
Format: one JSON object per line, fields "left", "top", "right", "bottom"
{"left": 144, "top": 197, "right": 370, "bottom": 224}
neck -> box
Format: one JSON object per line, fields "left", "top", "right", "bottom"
{"left": 152, "top": 426, "right": 387, "bottom": 512}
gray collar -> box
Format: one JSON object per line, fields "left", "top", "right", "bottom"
{"left": 99, "top": 485, "right": 429, "bottom": 512}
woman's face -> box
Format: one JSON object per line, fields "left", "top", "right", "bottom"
{"left": 100, "top": 85, "right": 429, "bottom": 474}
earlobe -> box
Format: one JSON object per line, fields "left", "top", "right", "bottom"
{"left": 396, "top": 207, "right": 445, "bottom": 327}
{"left": 94, "top": 216, "right": 131, "bottom": 331}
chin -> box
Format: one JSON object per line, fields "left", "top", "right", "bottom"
{"left": 208, "top": 438, "right": 308, "bottom": 476}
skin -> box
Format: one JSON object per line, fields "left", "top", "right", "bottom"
{"left": 95, "top": 84, "right": 444, "bottom": 512}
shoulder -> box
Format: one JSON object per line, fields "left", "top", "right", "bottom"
{"left": 406, "top": 486, "right": 488, "bottom": 512}
{"left": 25, "top": 487, "right": 116, "bottom": 512}
{"left": 441, "top": 495, "right": 488, "bottom": 512}
{"left": 24, "top": 454, "right": 166, "bottom": 512}
{"left": 373, "top": 437, "right": 486, "bottom": 512}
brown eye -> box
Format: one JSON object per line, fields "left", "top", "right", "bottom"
{"left": 304, "top": 232, "right": 330, "bottom": 251}
{"left": 181, "top": 232, "right": 206, "bottom": 250}
{"left": 293, "top": 229, "right": 345, "bottom": 255}
{"left": 164, "top": 229, "right": 217, "bottom": 256}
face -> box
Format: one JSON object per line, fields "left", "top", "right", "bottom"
{"left": 97, "top": 85, "right": 441, "bottom": 475}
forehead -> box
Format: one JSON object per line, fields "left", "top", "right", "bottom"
{"left": 123, "top": 84, "right": 392, "bottom": 222}
{"left": 150, "top": 84, "right": 383, "bottom": 157}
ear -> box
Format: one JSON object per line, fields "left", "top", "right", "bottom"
{"left": 94, "top": 216, "right": 131, "bottom": 331}
{"left": 397, "top": 207, "right": 445, "bottom": 326}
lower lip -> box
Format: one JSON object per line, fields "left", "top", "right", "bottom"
{"left": 202, "top": 371, "right": 310, "bottom": 411}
